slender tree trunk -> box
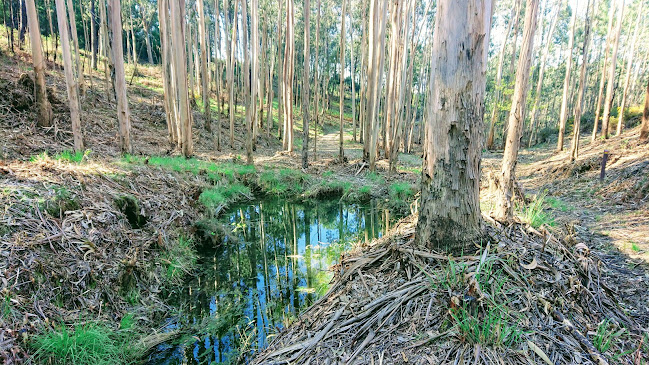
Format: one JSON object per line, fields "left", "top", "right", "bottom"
{"left": 228, "top": 0, "right": 238, "bottom": 148}
{"left": 19, "top": 0, "right": 26, "bottom": 48}
{"left": 486, "top": 3, "right": 516, "bottom": 150}
{"left": 349, "top": 3, "right": 356, "bottom": 144}
{"left": 416, "top": 0, "right": 493, "bottom": 252}
{"left": 569, "top": 0, "right": 593, "bottom": 162}
{"left": 159, "top": 0, "right": 176, "bottom": 144}
{"left": 282, "top": 0, "right": 294, "bottom": 152}
{"left": 556, "top": 0, "right": 578, "bottom": 151}
{"left": 276, "top": 0, "right": 284, "bottom": 140}
{"left": 248, "top": 0, "right": 259, "bottom": 165}
{"left": 592, "top": 0, "right": 616, "bottom": 141}
{"left": 54, "top": 0, "right": 83, "bottom": 151}
{"left": 640, "top": 78, "right": 649, "bottom": 142}
{"left": 338, "top": 0, "right": 346, "bottom": 162}
{"left": 616, "top": 1, "right": 642, "bottom": 136}
{"left": 25, "top": 0, "right": 53, "bottom": 127}
{"left": 90, "top": 0, "right": 98, "bottom": 69}
{"left": 528, "top": 0, "right": 560, "bottom": 147}
{"left": 495, "top": 0, "right": 539, "bottom": 220}
{"left": 301, "top": 0, "right": 310, "bottom": 168}
{"left": 170, "top": 0, "right": 193, "bottom": 156}
{"left": 313, "top": 0, "right": 320, "bottom": 160}
{"left": 110, "top": 0, "right": 132, "bottom": 153}
{"left": 66, "top": 0, "right": 83, "bottom": 90}
{"left": 367, "top": 0, "right": 388, "bottom": 171}
{"left": 197, "top": 0, "right": 211, "bottom": 132}
{"left": 601, "top": 0, "right": 624, "bottom": 139}
{"left": 214, "top": 0, "right": 222, "bottom": 150}
{"left": 99, "top": 0, "right": 112, "bottom": 100}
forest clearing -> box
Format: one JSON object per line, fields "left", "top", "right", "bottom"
{"left": 0, "top": 0, "right": 649, "bottom": 363}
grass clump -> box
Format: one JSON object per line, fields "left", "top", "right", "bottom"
{"left": 592, "top": 319, "right": 626, "bottom": 353}
{"left": 518, "top": 192, "right": 555, "bottom": 228}
{"left": 161, "top": 236, "right": 198, "bottom": 282}
{"left": 258, "top": 168, "right": 310, "bottom": 197}
{"left": 31, "top": 321, "right": 141, "bottom": 365}
{"left": 199, "top": 183, "right": 251, "bottom": 209}
{"left": 42, "top": 186, "right": 80, "bottom": 218}
{"left": 31, "top": 150, "right": 90, "bottom": 164}
{"left": 122, "top": 155, "right": 256, "bottom": 182}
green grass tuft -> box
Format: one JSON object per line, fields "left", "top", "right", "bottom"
{"left": 258, "top": 168, "right": 310, "bottom": 196}
{"left": 199, "top": 184, "right": 251, "bottom": 209}
{"left": 518, "top": 192, "right": 555, "bottom": 228}
{"left": 161, "top": 236, "right": 198, "bottom": 282}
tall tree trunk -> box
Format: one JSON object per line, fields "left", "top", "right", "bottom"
{"left": 313, "top": 0, "right": 320, "bottom": 160}
{"left": 214, "top": 0, "right": 222, "bottom": 149}
{"left": 90, "top": 0, "right": 98, "bottom": 69}
{"left": 99, "top": 0, "right": 112, "bottom": 100}
{"left": 66, "top": 0, "right": 83, "bottom": 90}
{"left": 528, "top": 0, "right": 560, "bottom": 147}
{"left": 569, "top": 0, "right": 593, "bottom": 162}
{"left": 54, "top": 0, "right": 83, "bottom": 151}
{"left": 640, "top": 78, "right": 649, "bottom": 142}
{"left": 556, "top": 0, "right": 578, "bottom": 151}
{"left": 416, "top": 0, "right": 494, "bottom": 252}
{"left": 301, "top": 0, "right": 310, "bottom": 168}
{"left": 486, "top": 3, "right": 517, "bottom": 150}
{"left": 495, "top": 0, "right": 539, "bottom": 220}
{"left": 350, "top": 7, "right": 356, "bottom": 144}
{"left": 228, "top": 0, "right": 238, "bottom": 148}
{"left": 367, "top": 0, "right": 388, "bottom": 171}
{"left": 383, "top": 0, "right": 402, "bottom": 168}
{"left": 19, "top": 0, "right": 26, "bottom": 47}
{"left": 601, "top": 0, "right": 624, "bottom": 139}
{"left": 110, "top": 0, "right": 132, "bottom": 153}
{"left": 159, "top": 0, "right": 177, "bottom": 144}
{"left": 170, "top": 0, "right": 193, "bottom": 156}
{"left": 616, "top": 1, "right": 642, "bottom": 136}
{"left": 25, "top": 0, "right": 53, "bottom": 127}
{"left": 592, "top": 0, "right": 616, "bottom": 141}
{"left": 338, "top": 0, "right": 346, "bottom": 162}
{"left": 248, "top": 0, "right": 259, "bottom": 165}
{"left": 282, "top": 0, "right": 294, "bottom": 152}
{"left": 197, "top": 0, "right": 211, "bottom": 132}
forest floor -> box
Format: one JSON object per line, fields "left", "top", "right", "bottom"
{"left": 1, "top": 37, "right": 649, "bottom": 363}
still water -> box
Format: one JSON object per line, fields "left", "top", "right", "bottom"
{"left": 148, "top": 198, "right": 396, "bottom": 364}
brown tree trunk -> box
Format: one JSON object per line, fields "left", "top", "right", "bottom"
{"left": 25, "top": 0, "right": 53, "bottom": 127}
{"left": 301, "top": 0, "right": 310, "bottom": 168}
{"left": 197, "top": 0, "right": 211, "bottom": 132}
{"left": 282, "top": 0, "right": 295, "bottom": 152}
{"left": 415, "top": 0, "right": 494, "bottom": 252}
{"left": 616, "top": 1, "right": 642, "bottom": 136}
{"left": 338, "top": 0, "right": 346, "bottom": 162}
{"left": 54, "top": 0, "right": 83, "bottom": 151}
{"left": 313, "top": 0, "right": 320, "bottom": 160}
{"left": 592, "top": 0, "right": 616, "bottom": 141}
{"left": 569, "top": 0, "right": 593, "bottom": 162}
{"left": 601, "top": 0, "right": 624, "bottom": 139}
{"left": 110, "top": 0, "right": 132, "bottom": 154}
{"left": 66, "top": 0, "right": 83, "bottom": 90}
{"left": 170, "top": 0, "right": 193, "bottom": 156}
{"left": 367, "top": 0, "right": 388, "bottom": 171}
{"left": 495, "top": 0, "right": 539, "bottom": 221}
{"left": 228, "top": 0, "right": 238, "bottom": 148}
{"left": 90, "top": 0, "right": 98, "bottom": 69}
{"left": 556, "top": 0, "right": 577, "bottom": 151}
{"left": 640, "top": 78, "right": 649, "bottom": 142}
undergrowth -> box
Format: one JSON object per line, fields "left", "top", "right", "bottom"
{"left": 160, "top": 236, "right": 198, "bottom": 283}
{"left": 517, "top": 191, "right": 555, "bottom": 228}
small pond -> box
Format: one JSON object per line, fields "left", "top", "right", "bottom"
{"left": 147, "top": 198, "right": 398, "bottom": 364}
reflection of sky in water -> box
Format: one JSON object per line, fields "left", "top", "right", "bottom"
{"left": 147, "top": 199, "right": 393, "bottom": 365}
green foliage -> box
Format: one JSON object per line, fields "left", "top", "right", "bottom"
{"left": 517, "top": 192, "right": 555, "bottom": 228}
{"left": 388, "top": 182, "right": 415, "bottom": 201}
{"left": 366, "top": 171, "right": 386, "bottom": 185}
{"left": 258, "top": 168, "right": 310, "bottom": 196}
{"left": 42, "top": 187, "right": 80, "bottom": 218}
{"left": 31, "top": 150, "right": 91, "bottom": 163}
{"left": 161, "top": 236, "right": 198, "bottom": 282}
{"left": 31, "top": 321, "right": 141, "bottom": 365}
{"left": 592, "top": 319, "right": 626, "bottom": 353}
{"left": 545, "top": 197, "right": 574, "bottom": 212}
{"left": 199, "top": 184, "right": 251, "bottom": 209}
{"left": 122, "top": 155, "right": 256, "bottom": 182}
{"left": 450, "top": 305, "right": 523, "bottom": 348}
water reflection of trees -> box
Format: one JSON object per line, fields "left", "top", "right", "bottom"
{"left": 156, "top": 199, "right": 391, "bottom": 364}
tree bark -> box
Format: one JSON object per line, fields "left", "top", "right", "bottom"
{"left": 25, "top": 0, "right": 53, "bottom": 127}
{"left": 616, "top": 1, "right": 642, "bottom": 136}
{"left": 338, "top": 0, "right": 346, "bottom": 162}
{"left": 247, "top": 0, "right": 259, "bottom": 165}
{"left": 66, "top": 0, "right": 83, "bottom": 90}
{"left": 197, "top": 0, "right": 211, "bottom": 132}
{"left": 601, "top": 0, "right": 624, "bottom": 139}
{"left": 228, "top": 0, "right": 238, "bottom": 148}
{"left": 556, "top": 0, "right": 578, "bottom": 151}
{"left": 110, "top": 0, "right": 132, "bottom": 154}
{"left": 495, "top": 0, "right": 539, "bottom": 221}
{"left": 592, "top": 0, "right": 616, "bottom": 141}
{"left": 170, "top": 0, "right": 193, "bottom": 156}
{"left": 301, "top": 0, "right": 310, "bottom": 168}
{"left": 640, "top": 78, "right": 649, "bottom": 142}
{"left": 416, "top": 0, "right": 494, "bottom": 252}
{"left": 367, "top": 0, "right": 388, "bottom": 171}
{"left": 569, "top": 0, "right": 593, "bottom": 162}
{"left": 282, "top": 0, "right": 295, "bottom": 152}
{"left": 313, "top": 0, "right": 320, "bottom": 160}
{"left": 90, "top": 0, "right": 98, "bottom": 69}
{"left": 54, "top": 0, "right": 83, "bottom": 151}
{"left": 528, "top": 0, "right": 560, "bottom": 147}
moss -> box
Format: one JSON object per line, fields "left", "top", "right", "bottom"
{"left": 114, "top": 195, "right": 148, "bottom": 229}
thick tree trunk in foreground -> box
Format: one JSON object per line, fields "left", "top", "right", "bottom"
{"left": 556, "top": 0, "right": 577, "bottom": 152}
{"left": 640, "top": 79, "right": 649, "bottom": 142}
{"left": 569, "top": 0, "right": 593, "bottom": 162}
{"left": 415, "top": 0, "right": 493, "bottom": 252}
{"left": 601, "top": 0, "right": 624, "bottom": 139}
{"left": 110, "top": 0, "right": 132, "bottom": 154}
{"left": 301, "top": 0, "right": 310, "bottom": 168}
{"left": 495, "top": 0, "right": 539, "bottom": 221}
{"left": 25, "top": 0, "right": 53, "bottom": 127}
{"left": 282, "top": 0, "right": 295, "bottom": 152}
{"left": 54, "top": 0, "right": 83, "bottom": 151}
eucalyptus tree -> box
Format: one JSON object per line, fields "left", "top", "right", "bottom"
{"left": 110, "top": 0, "right": 132, "bottom": 153}
{"left": 282, "top": 0, "right": 295, "bottom": 152}
{"left": 25, "top": 0, "right": 53, "bottom": 127}
{"left": 600, "top": 0, "right": 625, "bottom": 139}
{"left": 415, "top": 0, "right": 493, "bottom": 252}
{"left": 556, "top": 0, "right": 578, "bottom": 151}
{"left": 302, "top": 0, "right": 311, "bottom": 168}
{"left": 617, "top": 1, "right": 643, "bottom": 136}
